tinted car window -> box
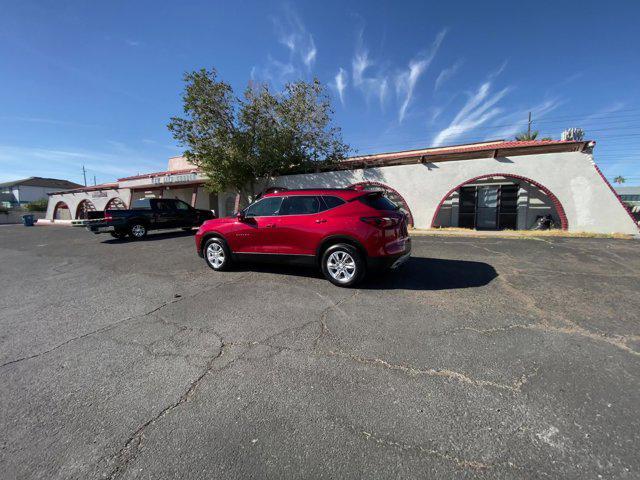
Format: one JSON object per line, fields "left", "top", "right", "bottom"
{"left": 280, "top": 196, "right": 320, "bottom": 215}
{"left": 132, "top": 199, "right": 151, "bottom": 209}
{"left": 155, "top": 200, "right": 174, "bottom": 211}
{"left": 175, "top": 200, "right": 190, "bottom": 210}
{"left": 244, "top": 196, "right": 283, "bottom": 217}
{"left": 358, "top": 192, "right": 399, "bottom": 211}
{"left": 320, "top": 196, "right": 345, "bottom": 211}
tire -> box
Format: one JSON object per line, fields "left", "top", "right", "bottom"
{"left": 129, "top": 223, "right": 148, "bottom": 240}
{"left": 203, "top": 237, "right": 232, "bottom": 271}
{"left": 321, "top": 243, "right": 365, "bottom": 287}
{"left": 110, "top": 231, "right": 127, "bottom": 239}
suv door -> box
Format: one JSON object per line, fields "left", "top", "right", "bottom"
{"left": 274, "top": 195, "right": 324, "bottom": 255}
{"left": 231, "top": 196, "right": 283, "bottom": 253}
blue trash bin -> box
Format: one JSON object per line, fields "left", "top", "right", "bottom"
{"left": 22, "top": 214, "right": 35, "bottom": 227}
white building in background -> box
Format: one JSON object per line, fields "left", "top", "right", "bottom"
{"left": 0, "top": 177, "right": 82, "bottom": 208}
{"left": 45, "top": 139, "right": 639, "bottom": 234}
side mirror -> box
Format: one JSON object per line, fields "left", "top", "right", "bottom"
{"left": 236, "top": 211, "right": 245, "bottom": 221}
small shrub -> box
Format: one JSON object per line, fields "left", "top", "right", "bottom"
{"left": 26, "top": 199, "right": 48, "bottom": 212}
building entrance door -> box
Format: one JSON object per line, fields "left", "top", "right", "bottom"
{"left": 457, "top": 184, "right": 519, "bottom": 230}
{"left": 476, "top": 186, "right": 499, "bottom": 229}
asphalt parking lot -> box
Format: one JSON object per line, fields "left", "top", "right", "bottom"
{"left": 1, "top": 225, "right": 639, "bottom": 479}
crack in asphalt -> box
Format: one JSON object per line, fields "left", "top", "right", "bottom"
{"left": 105, "top": 338, "right": 237, "bottom": 480}
{"left": 356, "top": 427, "right": 494, "bottom": 471}
{"left": 495, "top": 274, "right": 640, "bottom": 357}
{"left": 0, "top": 301, "right": 177, "bottom": 371}
{"left": 326, "top": 350, "right": 539, "bottom": 393}
{"left": 0, "top": 276, "right": 250, "bottom": 371}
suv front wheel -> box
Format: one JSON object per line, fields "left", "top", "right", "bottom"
{"left": 321, "top": 244, "right": 365, "bottom": 287}
{"left": 204, "top": 237, "right": 232, "bottom": 271}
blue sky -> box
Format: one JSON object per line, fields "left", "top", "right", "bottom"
{"left": 1, "top": 0, "right": 639, "bottom": 186}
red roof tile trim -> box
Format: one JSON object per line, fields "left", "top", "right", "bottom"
{"left": 118, "top": 168, "right": 200, "bottom": 182}
{"left": 343, "top": 140, "right": 588, "bottom": 164}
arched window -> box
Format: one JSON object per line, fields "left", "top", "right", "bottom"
{"left": 53, "top": 201, "right": 71, "bottom": 221}
{"left": 75, "top": 199, "right": 96, "bottom": 219}
{"left": 105, "top": 197, "right": 126, "bottom": 210}
{"left": 431, "top": 173, "right": 568, "bottom": 230}
{"left": 349, "top": 181, "right": 414, "bottom": 227}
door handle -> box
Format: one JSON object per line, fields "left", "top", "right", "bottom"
{"left": 265, "top": 223, "right": 276, "bottom": 228}
{"left": 315, "top": 219, "right": 327, "bottom": 223}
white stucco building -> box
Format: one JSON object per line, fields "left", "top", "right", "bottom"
{"left": 44, "top": 139, "right": 639, "bottom": 234}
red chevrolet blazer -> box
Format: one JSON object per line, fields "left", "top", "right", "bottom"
{"left": 195, "top": 188, "right": 411, "bottom": 286}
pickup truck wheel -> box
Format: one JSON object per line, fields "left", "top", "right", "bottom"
{"left": 204, "top": 238, "right": 231, "bottom": 271}
{"left": 129, "top": 223, "right": 147, "bottom": 240}
{"left": 321, "top": 243, "right": 365, "bottom": 287}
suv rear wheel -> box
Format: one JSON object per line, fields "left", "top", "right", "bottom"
{"left": 204, "top": 237, "right": 232, "bottom": 271}
{"left": 321, "top": 243, "right": 365, "bottom": 287}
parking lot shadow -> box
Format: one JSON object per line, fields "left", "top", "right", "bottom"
{"left": 361, "top": 257, "right": 497, "bottom": 291}
{"left": 233, "top": 256, "right": 497, "bottom": 291}
{"left": 102, "top": 230, "right": 196, "bottom": 244}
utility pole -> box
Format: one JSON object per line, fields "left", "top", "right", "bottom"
{"left": 527, "top": 111, "right": 532, "bottom": 138}
{"left": 82, "top": 165, "right": 87, "bottom": 186}
{"left": 93, "top": 175, "right": 97, "bottom": 186}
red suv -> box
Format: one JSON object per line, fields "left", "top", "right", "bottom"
{"left": 195, "top": 188, "right": 411, "bottom": 286}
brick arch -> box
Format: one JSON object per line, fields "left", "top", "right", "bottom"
{"left": 53, "top": 201, "right": 71, "bottom": 221}
{"left": 430, "top": 173, "right": 568, "bottom": 230}
{"left": 75, "top": 199, "right": 96, "bottom": 219}
{"left": 348, "top": 181, "right": 415, "bottom": 227}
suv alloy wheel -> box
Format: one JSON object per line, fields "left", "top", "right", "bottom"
{"left": 204, "top": 238, "right": 232, "bottom": 271}
{"left": 321, "top": 243, "right": 365, "bottom": 287}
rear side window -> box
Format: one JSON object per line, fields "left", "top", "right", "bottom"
{"left": 320, "top": 196, "right": 345, "bottom": 211}
{"left": 132, "top": 199, "right": 151, "bottom": 209}
{"left": 280, "top": 196, "right": 320, "bottom": 215}
{"left": 358, "top": 193, "right": 399, "bottom": 211}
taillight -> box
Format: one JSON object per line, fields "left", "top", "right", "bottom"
{"left": 360, "top": 216, "right": 399, "bottom": 228}
{"left": 104, "top": 212, "right": 113, "bottom": 221}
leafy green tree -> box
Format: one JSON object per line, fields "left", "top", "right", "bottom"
{"left": 613, "top": 176, "right": 626, "bottom": 185}
{"left": 168, "top": 68, "right": 350, "bottom": 201}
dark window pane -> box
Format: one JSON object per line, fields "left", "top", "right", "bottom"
{"left": 280, "top": 196, "right": 320, "bottom": 215}
{"left": 132, "top": 199, "right": 151, "bottom": 209}
{"left": 320, "top": 196, "right": 346, "bottom": 211}
{"left": 245, "top": 197, "right": 283, "bottom": 217}
{"left": 175, "top": 200, "right": 190, "bottom": 210}
{"left": 155, "top": 200, "right": 173, "bottom": 211}
{"left": 358, "top": 192, "right": 398, "bottom": 211}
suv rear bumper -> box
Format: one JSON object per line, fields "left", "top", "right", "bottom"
{"left": 367, "top": 240, "right": 411, "bottom": 270}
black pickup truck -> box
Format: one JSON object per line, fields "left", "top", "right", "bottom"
{"left": 85, "top": 198, "right": 215, "bottom": 239}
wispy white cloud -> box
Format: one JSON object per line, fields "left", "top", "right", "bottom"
{"left": 0, "top": 116, "right": 100, "bottom": 128}
{"left": 272, "top": 7, "right": 317, "bottom": 69}
{"left": 0, "top": 144, "right": 165, "bottom": 183}
{"left": 432, "top": 80, "right": 510, "bottom": 146}
{"left": 333, "top": 68, "right": 348, "bottom": 105}
{"left": 351, "top": 32, "right": 389, "bottom": 109}
{"left": 434, "top": 59, "right": 463, "bottom": 92}
{"left": 395, "top": 29, "right": 447, "bottom": 123}
{"left": 487, "top": 99, "right": 562, "bottom": 140}
{"left": 125, "top": 39, "right": 141, "bottom": 47}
